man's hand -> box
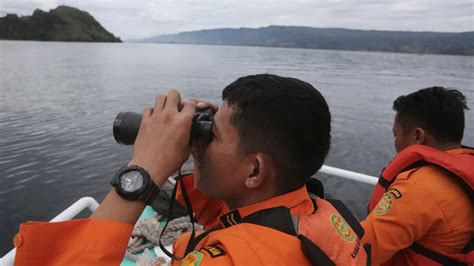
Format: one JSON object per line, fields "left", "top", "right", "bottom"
{"left": 92, "top": 90, "right": 200, "bottom": 224}
{"left": 194, "top": 99, "right": 219, "bottom": 112}
{"left": 128, "top": 89, "right": 196, "bottom": 187}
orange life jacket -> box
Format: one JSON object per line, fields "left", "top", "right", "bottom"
{"left": 216, "top": 195, "right": 370, "bottom": 265}
{"left": 368, "top": 144, "right": 474, "bottom": 265}
{"left": 166, "top": 173, "right": 370, "bottom": 265}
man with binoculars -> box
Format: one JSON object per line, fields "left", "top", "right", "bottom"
{"left": 14, "top": 74, "right": 369, "bottom": 265}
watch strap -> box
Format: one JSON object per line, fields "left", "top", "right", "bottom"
{"left": 140, "top": 179, "right": 160, "bottom": 205}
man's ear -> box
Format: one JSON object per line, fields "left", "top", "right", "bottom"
{"left": 244, "top": 153, "right": 275, "bottom": 189}
{"left": 413, "top": 127, "right": 426, "bottom": 144}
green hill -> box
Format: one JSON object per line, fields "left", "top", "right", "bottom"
{"left": 146, "top": 26, "right": 474, "bottom": 56}
{"left": 0, "top": 5, "right": 121, "bottom": 42}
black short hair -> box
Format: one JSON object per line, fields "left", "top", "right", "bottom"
{"left": 393, "top": 86, "right": 469, "bottom": 143}
{"left": 222, "top": 74, "right": 331, "bottom": 193}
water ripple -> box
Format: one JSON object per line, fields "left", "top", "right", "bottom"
{"left": 0, "top": 41, "right": 473, "bottom": 254}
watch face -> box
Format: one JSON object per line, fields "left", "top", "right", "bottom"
{"left": 120, "top": 171, "right": 144, "bottom": 192}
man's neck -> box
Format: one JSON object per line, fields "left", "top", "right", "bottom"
{"left": 225, "top": 187, "right": 280, "bottom": 210}
{"left": 427, "top": 142, "right": 462, "bottom": 151}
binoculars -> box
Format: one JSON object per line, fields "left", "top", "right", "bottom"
{"left": 113, "top": 108, "right": 214, "bottom": 145}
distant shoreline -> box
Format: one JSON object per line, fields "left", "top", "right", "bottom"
{"left": 141, "top": 25, "right": 474, "bottom": 56}
{"left": 125, "top": 41, "right": 474, "bottom": 57}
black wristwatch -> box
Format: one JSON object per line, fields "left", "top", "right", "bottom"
{"left": 111, "top": 165, "right": 160, "bottom": 205}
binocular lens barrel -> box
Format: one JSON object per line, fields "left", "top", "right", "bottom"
{"left": 113, "top": 112, "right": 142, "bottom": 145}
{"left": 113, "top": 109, "right": 214, "bottom": 146}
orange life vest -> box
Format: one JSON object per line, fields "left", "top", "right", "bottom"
{"left": 368, "top": 144, "right": 474, "bottom": 265}
{"left": 166, "top": 173, "right": 370, "bottom": 265}
{"left": 234, "top": 192, "right": 370, "bottom": 265}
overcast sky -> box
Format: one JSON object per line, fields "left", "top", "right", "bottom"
{"left": 0, "top": 0, "right": 472, "bottom": 40}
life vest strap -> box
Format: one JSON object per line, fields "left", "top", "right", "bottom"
{"left": 310, "top": 197, "right": 318, "bottom": 213}
{"left": 240, "top": 205, "right": 335, "bottom": 265}
{"left": 306, "top": 178, "right": 325, "bottom": 199}
{"left": 462, "top": 238, "right": 473, "bottom": 255}
{"left": 298, "top": 234, "right": 335, "bottom": 266}
{"left": 241, "top": 206, "right": 297, "bottom": 236}
{"left": 377, "top": 176, "right": 391, "bottom": 189}
{"left": 440, "top": 168, "right": 474, "bottom": 203}
{"left": 379, "top": 160, "right": 428, "bottom": 189}
{"left": 364, "top": 244, "right": 372, "bottom": 266}
{"left": 410, "top": 242, "right": 466, "bottom": 266}
{"left": 240, "top": 198, "right": 369, "bottom": 265}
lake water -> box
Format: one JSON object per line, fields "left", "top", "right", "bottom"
{"left": 0, "top": 41, "right": 473, "bottom": 255}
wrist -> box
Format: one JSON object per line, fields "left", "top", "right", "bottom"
{"left": 127, "top": 160, "right": 168, "bottom": 187}
{"left": 91, "top": 189, "right": 145, "bottom": 224}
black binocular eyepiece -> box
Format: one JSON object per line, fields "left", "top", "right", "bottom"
{"left": 113, "top": 108, "right": 214, "bottom": 145}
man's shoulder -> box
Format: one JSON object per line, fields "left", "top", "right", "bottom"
{"left": 203, "top": 223, "right": 308, "bottom": 264}
{"left": 212, "top": 222, "right": 300, "bottom": 244}
{"left": 393, "top": 164, "right": 470, "bottom": 204}
{"left": 173, "top": 226, "right": 279, "bottom": 265}
{"left": 397, "top": 164, "right": 451, "bottom": 183}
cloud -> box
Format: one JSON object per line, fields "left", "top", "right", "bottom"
{"left": 0, "top": 0, "right": 472, "bottom": 39}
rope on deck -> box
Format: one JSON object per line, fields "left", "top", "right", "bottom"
{"left": 125, "top": 213, "right": 203, "bottom": 265}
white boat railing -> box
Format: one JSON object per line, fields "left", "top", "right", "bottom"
{"left": 319, "top": 165, "right": 378, "bottom": 185}
{"left": 0, "top": 165, "right": 378, "bottom": 265}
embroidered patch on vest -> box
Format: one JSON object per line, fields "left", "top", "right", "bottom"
{"left": 374, "top": 192, "right": 393, "bottom": 216}
{"left": 181, "top": 251, "right": 203, "bottom": 266}
{"left": 330, "top": 214, "right": 355, "bottom": 243}
{"left": 387, "top": 188, "right": 402, "bottom": 199}
{"left": 219, "top": 210, "right": 242, "bottom": 227}
{"left": 202, "top": 245, "right": 226, "bottom": 258}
